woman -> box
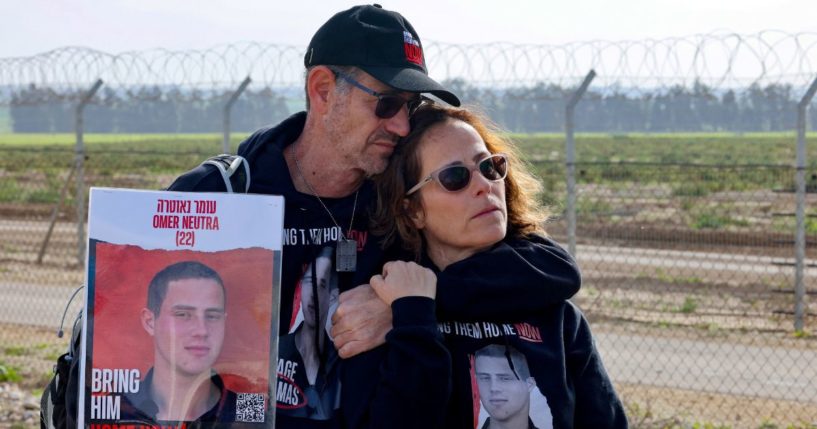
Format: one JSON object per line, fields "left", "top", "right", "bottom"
{"left": 342, "top": 104, "right": 627, "bottom": 429}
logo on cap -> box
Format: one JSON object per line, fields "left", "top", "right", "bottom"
{"left": 403, "top": 31, "right": 423, "bottom": 65}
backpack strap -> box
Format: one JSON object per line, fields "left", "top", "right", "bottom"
{"left": 202, "top": 154, "right": 251, "bottom": 193}
{"left": 40, "top": 288, "right": 84, "bottom": 429}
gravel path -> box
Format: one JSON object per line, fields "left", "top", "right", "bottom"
{"left": 0, "top": 383, "right": 40, "bottom": 428}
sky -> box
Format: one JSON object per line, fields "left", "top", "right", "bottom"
{"left": 1, "top": 0, "right": 816, "bottom": 58}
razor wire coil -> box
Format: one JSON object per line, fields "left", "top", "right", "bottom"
{"left": 2, "top": 31, "right": 817, "bottom": 105}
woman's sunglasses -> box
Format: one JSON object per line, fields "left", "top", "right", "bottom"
{"left": 330, "top": 67, "right": 424, "bottom": 119}
{"left": 406, "top": 154, "right": 509, "bottom": 195}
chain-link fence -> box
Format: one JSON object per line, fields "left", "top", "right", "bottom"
{"left": 539, "top": 161, "right": 817, "bottom": 425}
{"left": 2, "top": 32, "right": 817, "bottom": 427}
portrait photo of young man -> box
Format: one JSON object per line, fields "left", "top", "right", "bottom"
{"left": 474, "top": 344, "right": 553, "bottom": 429}
{"left": 120, "top": 260, "right": 237, "bottom": 423}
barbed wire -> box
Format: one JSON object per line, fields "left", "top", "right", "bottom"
{"left": 1, "top": 30, "right": 817, "bottom": 105}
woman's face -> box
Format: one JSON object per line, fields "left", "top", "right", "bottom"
{"left": 409, "top": 119, "right": 507, "bottom": 269}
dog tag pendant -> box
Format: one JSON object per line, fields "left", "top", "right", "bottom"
{"left": 336, "top": 239, "right": 357, "bottom": 272}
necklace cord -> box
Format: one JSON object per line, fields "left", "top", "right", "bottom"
{"left": 293, "top": 149, "right": 359, "bottom": 239}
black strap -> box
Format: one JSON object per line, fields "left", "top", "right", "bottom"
{"left": 202, "top": 154, "right": 251, "bottom": 193}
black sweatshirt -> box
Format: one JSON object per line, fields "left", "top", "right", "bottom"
{"left": 168, "top": 112, "right": 582, "bottom": 429}
{"left": 341, "top": 236, "right": 627, "bottom": 429}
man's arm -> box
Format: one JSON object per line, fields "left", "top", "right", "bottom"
{"left": 332, "top": 234, "right": 581, "bottom": 357}
{"left": 435, "top": 234, "right": 581, "bottom": 322}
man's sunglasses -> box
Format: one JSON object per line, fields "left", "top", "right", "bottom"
{"left": 406, "top": 154, "right": 509, "bottom": 195}
{"left": 330, "top": 67, "right": 423, "bottom": 119}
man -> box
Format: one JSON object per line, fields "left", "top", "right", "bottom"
{"left": 120, "top": 261, "right": 237, "bottom": 423}
{"left": 168, "top": 4, "right": 460, "bottom": 427}
{"left": 41, "top": 6, "right": 580, "bottom": 428}
{"left": 475, "top": 345, "right": 539, "bottom": 429}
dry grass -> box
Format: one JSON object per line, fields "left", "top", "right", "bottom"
{"left": 619, "top": 383, "right": 817, "bottom": 428}
{"left": 0, "top": 324, "right": 66, "bottom": 392}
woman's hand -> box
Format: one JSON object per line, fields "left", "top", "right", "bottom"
{"left": 370, "top": 261, "right": 437, "bottom": 306}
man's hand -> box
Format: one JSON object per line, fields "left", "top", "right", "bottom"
{"left": 331, "top": 284, "right": 392, "bottom": 359}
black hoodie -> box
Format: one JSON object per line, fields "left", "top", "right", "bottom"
{"left": 341, "top": 235, "right": 627, "bottom": 429}
{"left": 168, "top": 112, "right": 582, "bottom": 429}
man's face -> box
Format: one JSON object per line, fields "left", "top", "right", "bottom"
{"left": 144, "top": 277, "right": 226, "bottom": 378}
{"left": 322, "top": 70, "right": 413, "bottom": 176}
{"left": 475, "top": 355, "right": 533, "bottom": 424}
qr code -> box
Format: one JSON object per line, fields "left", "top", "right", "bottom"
{"left": 236, "top": 393, "right": 266, "bottom": 423}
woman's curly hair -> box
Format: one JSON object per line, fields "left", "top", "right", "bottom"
{"left": 371, "top": 103, "right": 549, "bottom": 260}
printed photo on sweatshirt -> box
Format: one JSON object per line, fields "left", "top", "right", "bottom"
{"left": 276, "top": 245, "right": 341, "bottom": 420}
{"left": 471, "top": 344, "right": 554, "bottom": 429}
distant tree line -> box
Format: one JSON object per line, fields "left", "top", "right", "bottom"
{"left": 10, "top": 86, "right": 292, "bottom": 133}
{"left": 8, "top": 80, "right": 817, "bottom": 133}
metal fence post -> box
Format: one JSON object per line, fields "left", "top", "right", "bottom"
{"left": 223, "top": 76, "right": 252, "bottom": 153}
{"left": 37, "top": 166, "right": 76, "bottom": 264}
{"left": 75, "top": 79, "right": 103, "bottom": 266}
{"left": 565, "top": 70, "right": 596, "bottom": 256}
{"left": 794, "top": 76, "right": 817, "bottom": 331}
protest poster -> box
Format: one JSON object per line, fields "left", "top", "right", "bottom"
{"left": 77, "top": 188, "right": 283, "bottom": 428}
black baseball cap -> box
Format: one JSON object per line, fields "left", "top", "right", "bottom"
{"left": 305, "top": 4, "right": 460, "bottom": 106}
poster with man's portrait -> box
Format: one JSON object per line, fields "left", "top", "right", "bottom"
{"left": 78, "top": 188, "right": 284, "bottom": 428}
